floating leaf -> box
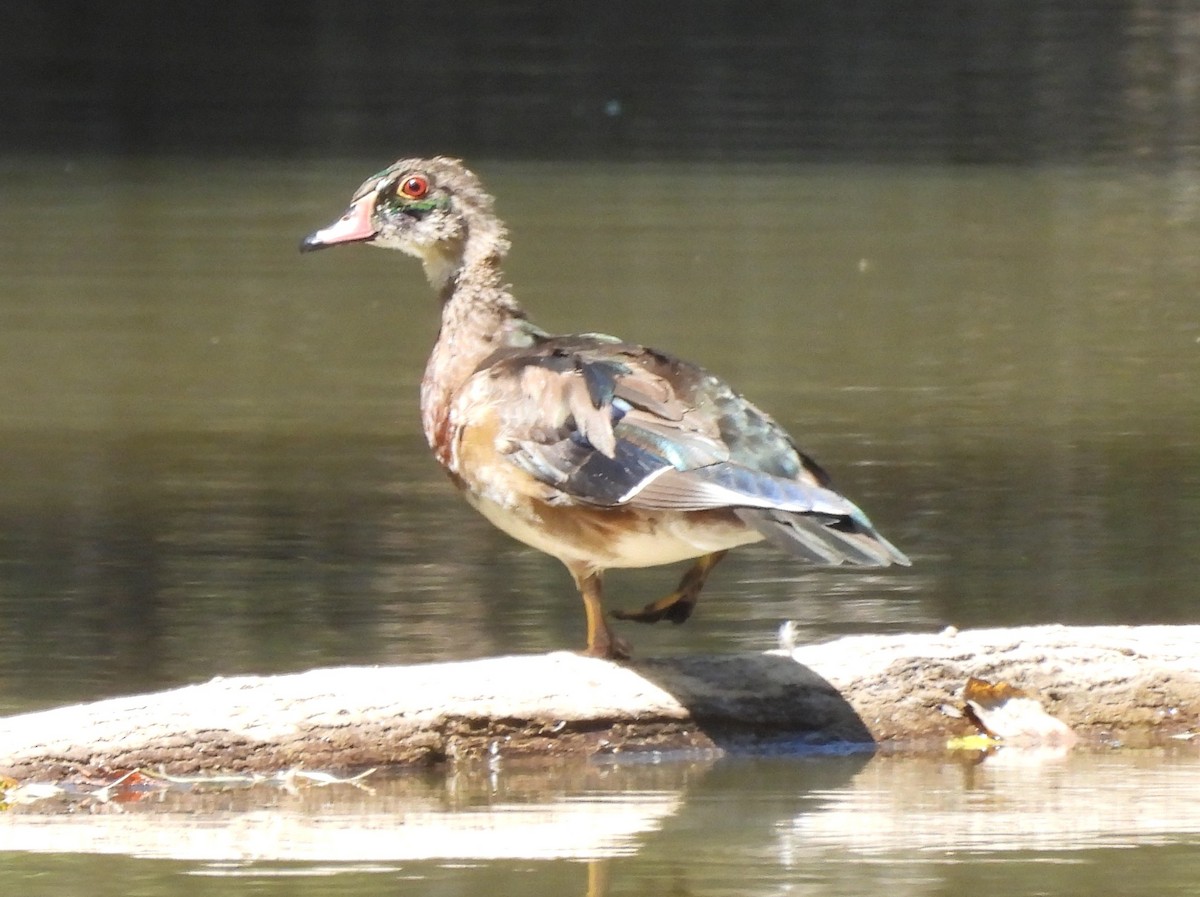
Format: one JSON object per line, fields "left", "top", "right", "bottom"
{"left": 945, "top": 733, "right": 999, "bottom": 752}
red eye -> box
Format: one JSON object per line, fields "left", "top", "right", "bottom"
{"left": 400, "top": 175, "right": 429, "bottom": 198}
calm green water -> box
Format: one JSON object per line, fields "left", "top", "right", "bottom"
{"left": 1, "top": 157, "right": 1199, "bottom": 891}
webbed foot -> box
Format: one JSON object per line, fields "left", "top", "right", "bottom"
{"left": 612, "top": 551, "right": 729, "bottom": 626}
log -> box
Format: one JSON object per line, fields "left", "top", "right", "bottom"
{"left": 2, "top": 625, "right": 1197, "bottom": 781}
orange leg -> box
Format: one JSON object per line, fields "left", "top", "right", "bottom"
{"left": 569, "top": 565, "right": 631, "bottom": 660}
{"left": 586, "top": 859, "right": 611, "bottom": 897}
{"left": 612, "top": 550, "right": 729, "bottom": 625}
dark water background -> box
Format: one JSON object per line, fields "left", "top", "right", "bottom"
{"left": 4, "top": 2, "right": 1200, "bottom": 167}
{"left": 2, "top": 4, "right": 1199, "bottom": 894}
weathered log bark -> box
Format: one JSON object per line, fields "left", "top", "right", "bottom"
{"left": 2, "top": 625, "right": 1197, "bottom": 781}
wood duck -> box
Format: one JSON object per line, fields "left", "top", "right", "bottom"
{"left": 301, "top": 157, "right": 910, "bottom": 660}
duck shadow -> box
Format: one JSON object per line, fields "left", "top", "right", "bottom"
{"left": 626, "top": 651, "right": 875, "bottom": 754}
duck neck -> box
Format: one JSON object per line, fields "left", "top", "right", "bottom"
{"left": 419, "top": 228, "right": 535, "bottom": 463}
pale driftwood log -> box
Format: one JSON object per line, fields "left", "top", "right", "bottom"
{"left": 2, "top": 625, "right": 1197, "bottom": 780}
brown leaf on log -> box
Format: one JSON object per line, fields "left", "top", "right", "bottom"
{"left": 962, "top": 676, "right": 1076, "bottom": 746}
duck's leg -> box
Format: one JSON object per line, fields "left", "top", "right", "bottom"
{"left": 569, "top": 564, "right": 632, "bottom": 660}
{"left": 612, "top": 550, "right": 729, "bottom": 625}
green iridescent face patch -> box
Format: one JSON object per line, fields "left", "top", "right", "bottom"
{"left": 394, "top": 197, "right": 447, "bottom": 214}
{"left": 379, "top": 177, "right": 448, "bottom": 217}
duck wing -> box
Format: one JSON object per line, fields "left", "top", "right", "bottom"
{"left": 466, "top": 335, "right": 909, "bottom": 567}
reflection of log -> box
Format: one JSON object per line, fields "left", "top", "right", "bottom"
{"left": 0, "top": 772, "right": 686, "bottom": 862}
{"left": 2, "top": 625, "right": 1197, "bottom": 780}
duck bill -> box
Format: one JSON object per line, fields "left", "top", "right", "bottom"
{"left": 299, "top": 198, "right": 377, "bottom": 252}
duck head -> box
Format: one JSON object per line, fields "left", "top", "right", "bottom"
{"left": 300, "top": 156, "right": 508, "bottom": 289}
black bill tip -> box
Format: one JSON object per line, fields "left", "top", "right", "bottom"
{"left": 298, "top": 232, "right": 328, "bottom": 253}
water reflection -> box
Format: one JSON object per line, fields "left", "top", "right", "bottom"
{"left": 1, "top": 160, "right": 1199, "bottom": 714}
{"left": 797, "top": 750, "right": 1200, "bottom": 854}
{"left": 2, "top": 752, "right": 1200, "bottom": 895}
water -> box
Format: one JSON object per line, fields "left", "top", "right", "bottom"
{"left": 10, "top": 3, "right": 1200, "bottom": 168}
{"left": 1, "top": 157, "right": 1199, "bottom": 891}
{"left": 3, "top": 752, "right": 1200, "bottom": 895}
{"left": 2, "top": 158, "right": 1197, "bottom": 706}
